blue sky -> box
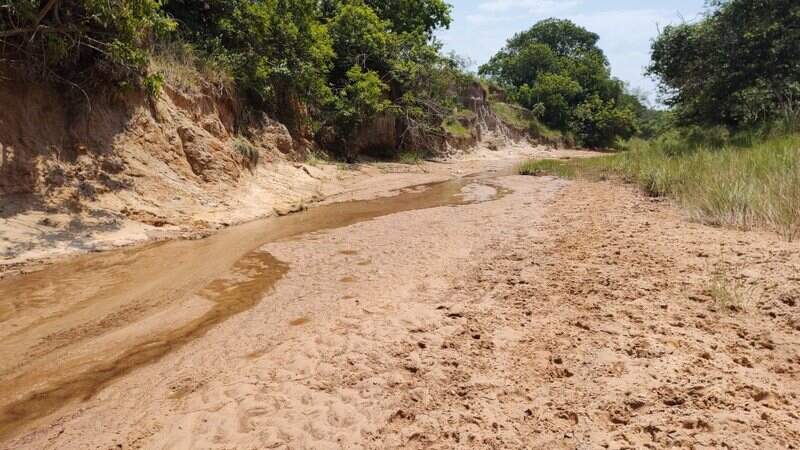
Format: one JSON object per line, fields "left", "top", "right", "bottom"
{"left": 437, "top": 0, "right": 707, "bottom": 104}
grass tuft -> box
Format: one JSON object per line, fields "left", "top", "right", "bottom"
{"left": 234, "top": 138, "right": 260, "bottom": 169}
{"left": 441, "top": 107, "right": 477, "bottom": 139}
{"left": 397, "top": 151, "right": 424, "bottom": 165}
{"left": 708, "top": 273, "right": 751, "bottom": 312}
{"left": 518, "top": 159, "right": 576, "bottom": 178}
{"left": 305, "top": 150, "right": 329, "bottom": 167}
{"left": 491, "top": 102, "right": 530, "bottom": 130}
{"left": 442, "top": 117, "right": 471, "bottom": 139}
{"left": 706, "top": 259, "right": 757, "bottom": 313}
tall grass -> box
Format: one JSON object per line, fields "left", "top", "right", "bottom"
{"left": 150, "top": 41, "right": 235, "bottom": 97}
{"left": 519, "top": 131, "right": 800, "bottom": 240}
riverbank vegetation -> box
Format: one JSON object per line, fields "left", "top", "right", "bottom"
{"left": 520, "top": 132, "right": 800, "bottom": 240}
{"left": 1, "top": 1, "right": 652, "bottom": 157}
{"left": 521, "top": 0, "right": 800, "bottom": 239}
{"left": 0, "top": 0, "right": 473, "bottom": 154}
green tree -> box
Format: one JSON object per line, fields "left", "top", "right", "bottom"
{"left": 198, "top": 0, "right": 333, "bottom": 105}
{"left": 328, "top": 1, "right": 391, "bottom": 83}
{"left": 480, "top": 43, "right": 558, "bottom": 88}
{"left": 515, "top": 73, "right": 582, "bottom": 129}
{"left": 570, "top": 95, "right": 637, "bottom": 148}
{"left": 322, "top": 0, "right": 462, "bottom": 153}
{"left": 480, "top": 18, "right": 642, "bottom": 147}
{"left": 334, "top": 65, "right": 391, "bottom": 136}
{"left": 1, "top": 0, "right": 175, "bottom": 84}
{"left": 320, "top": 0, "right": 451, "bottom": 35}
{"left": 505, "top": 18, "right": 600, "bottom": 59}
{"left": 648, "top": 0, "right": 800, "bottom": 128}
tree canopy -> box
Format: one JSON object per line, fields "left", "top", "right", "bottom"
{"left": 0, "top": 0, "right": 175, "bottom": 88}
{"left": 1, "top": 2, "right": 662, "bottom": 151}
{"left": 1, "top": 0, "right": 461, "bottom": 152}
{"left": 480, "top": 19, "right": 639, "bottom": 147}
{"left": 648, "top": 0, "right": 800, "bottom": 128}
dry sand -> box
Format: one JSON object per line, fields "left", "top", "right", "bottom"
{"left": 1, "top": 146, "right": 799, "bottom": 449}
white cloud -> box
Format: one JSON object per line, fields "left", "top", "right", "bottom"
{"left": 567, "top": 9, "right": 696, "bottom": 96}
{"left": 464, "top": 14, "right": 514, "bottom": 26}
{"left": 478, "top": 0, "right": 582, "bottom": 14}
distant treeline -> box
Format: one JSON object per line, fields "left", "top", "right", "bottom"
{"left": 483, "top": 0, "right": 800, "bottom": 146}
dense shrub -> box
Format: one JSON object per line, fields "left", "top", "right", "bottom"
{"left": 569, "top": 95, "right": 637, "bottom": 148}
{"left": 164, "top": 0, "right": 334, "bottom": 106}
{"left": 0, "top": 0, "right": 175, "bottom": 86}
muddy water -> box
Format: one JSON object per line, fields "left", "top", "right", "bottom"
{"left": 0, "top": 176, "right": 511, "bottom": 441}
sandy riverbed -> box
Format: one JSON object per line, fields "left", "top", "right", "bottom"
{"left": 2, "top": 145, "right": 798, "bottom": 449}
